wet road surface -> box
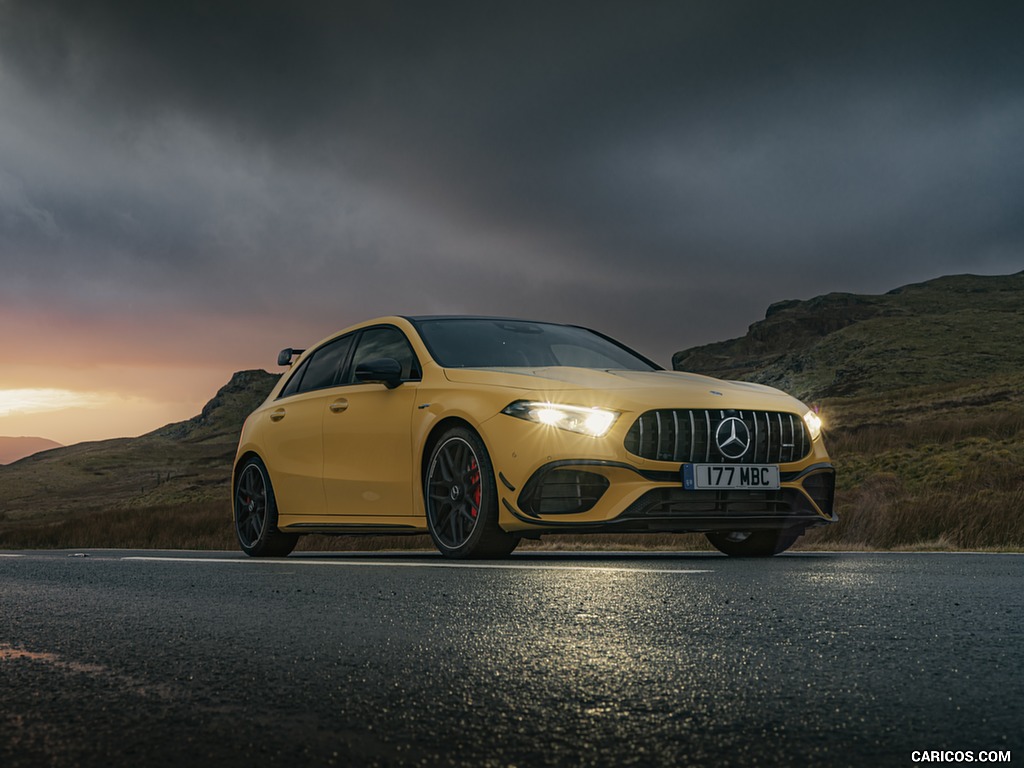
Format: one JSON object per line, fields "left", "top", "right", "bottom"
{"left": 1, "top": 550, "right": 1021, "bottom": 767}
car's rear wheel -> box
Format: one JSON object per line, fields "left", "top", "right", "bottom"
{"left": 706, "top": 529, "right": 799, "bottom": 557}
{"left": 234, "top": 456, "right": 299, "bottom": 557}
{"left": 425, "top": 427, "right": 518, "bottom": 559}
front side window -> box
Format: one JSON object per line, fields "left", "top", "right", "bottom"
{"left": 346, "top": 327, "right": 422, "bottom": 384}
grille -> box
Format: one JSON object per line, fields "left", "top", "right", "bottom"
{"left": 624, "top": 409, "right": 810, "bottom": 464}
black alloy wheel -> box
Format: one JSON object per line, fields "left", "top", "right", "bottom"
{"left": 234, "top": 457, "right": 299, "bottom": 557}
{"left": 705, "top": 529, "right": 799, "bottom": 557}
{"left": 425, "top": 427, "right": 517, "bottom": 559}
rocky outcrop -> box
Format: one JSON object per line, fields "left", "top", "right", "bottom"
{"left": 149, "top": 370, "right": 280, "bottom": 441}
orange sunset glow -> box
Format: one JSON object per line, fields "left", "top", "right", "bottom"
{"left": 0, "top": 303, "right": 301, "bottom": 445}
{"left": 0, "top": 388, "right": 173, "bottom": 445}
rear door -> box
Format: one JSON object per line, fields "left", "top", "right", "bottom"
{"left": 259, "top": 334, "right": 355, "bottom": 518}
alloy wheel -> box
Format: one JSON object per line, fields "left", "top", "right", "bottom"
{"left": 235, "top": 463, "right": 268, "bottom": 549}
{"left": 426, "top": 437, "right": 483, "bottom": 549}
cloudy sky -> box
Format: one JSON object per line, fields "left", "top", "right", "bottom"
{"left": 1, "top": 1, "right": 1022, "bottom": 444}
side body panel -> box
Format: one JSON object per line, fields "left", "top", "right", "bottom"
{"left": 322, "top": 382, "right": 420, "bottom": 517}
{"left": 256, "top": 389, "right": 330, "bottom": 519}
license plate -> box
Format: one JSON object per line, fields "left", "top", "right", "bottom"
{"left": 682, "top": 464, "right": 780, "bottom": 490}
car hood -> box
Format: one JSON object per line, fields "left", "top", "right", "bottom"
{"left": 443, "top": 367, "right": 806, "bottom": 412}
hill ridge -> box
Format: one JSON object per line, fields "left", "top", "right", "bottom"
{"left": 0, "top": 436, "right": 65, "bottom": 466}
{"left": 672, "top": 271, "right": 1024, "bottom": 400}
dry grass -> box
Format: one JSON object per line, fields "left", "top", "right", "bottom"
{"left": 811, "top": 376, "right": 1024, "bottom": 552}
{"left": 0, "top": 501, "right": 237, "bottom": 550}
{"left": 804, "top": 470, "right": 1024, "bottom": 551}
{"left": 827, "top": 410, "right": 1024, "bottom": 455}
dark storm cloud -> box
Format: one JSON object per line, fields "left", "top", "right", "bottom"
{"left": 1, "top": 0, "right": 1023, "bottom": 364}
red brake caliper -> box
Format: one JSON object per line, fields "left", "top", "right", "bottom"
{"left": 469, "top": 459, "right": 480, "bottom": 517}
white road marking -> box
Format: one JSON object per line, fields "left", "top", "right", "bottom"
{"left": 122, "top": 556, "right": 711, "bottom": 575}
{"left": 0, "top": 554, "right": 24, "bottom": 558}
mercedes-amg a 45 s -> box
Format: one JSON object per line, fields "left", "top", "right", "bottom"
{"left": 233, "top": 316, "right": 835, "bottom": 558}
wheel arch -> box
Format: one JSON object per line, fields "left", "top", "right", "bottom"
{"left": 232, "top": 450, "right": 264, "bottom": 493}
{"left": 420, "top": 416, "right": 480, "bottom": 487}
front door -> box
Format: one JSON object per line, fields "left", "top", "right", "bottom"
{"left": 322, "top": 326, "right": 422, "bottom": 518}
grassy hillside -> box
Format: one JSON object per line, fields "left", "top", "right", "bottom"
{"left": 673, "top": 271, "right": 1024, "bottom": 400}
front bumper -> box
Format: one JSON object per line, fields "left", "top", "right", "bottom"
{"left": 497, "top": 459, "right": 836, "bottom": 536}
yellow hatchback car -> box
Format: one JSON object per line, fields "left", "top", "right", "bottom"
{"left": 233, "top": 316, "right": 835, "bottom": 558}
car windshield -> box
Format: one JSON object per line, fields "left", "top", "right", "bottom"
{"left": 413, "top": 319, "right": 660, "bottom": 371}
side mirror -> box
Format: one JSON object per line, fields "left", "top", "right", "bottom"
{"left": 277, "top": 348, "right": 305, "bottom": 366}
{"left": 354, "top": 357, "right": 403, "bottom": 389}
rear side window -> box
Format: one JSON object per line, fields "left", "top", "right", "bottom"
{"left": 281, "top": 334, "right": 355, "bottom": 396}
{"left": 278, "top": 357, "right": 311, "bottom": 398}
{"left": 346, "top": 327, "right": 422, "bottom": 383}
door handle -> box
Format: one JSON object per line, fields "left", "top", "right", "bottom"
{"left": 329, "top": 398, "right": 349, "bottom": 413}
{"left": 270, "top": 408, "right": 286, "bottom": 422}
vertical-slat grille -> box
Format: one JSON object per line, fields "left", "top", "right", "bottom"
{"left": 624, "top": 409, "right": 810, "bottom": 464}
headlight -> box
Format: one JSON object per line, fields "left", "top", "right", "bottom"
{"left": 502, "top": 401, "right": 619, "bottom": 438}
{"left": 803, "top": 409, "right": 823, "bottom": 441}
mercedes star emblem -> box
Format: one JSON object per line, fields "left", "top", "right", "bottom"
{"left": 715, "top": 417, "right": 751, "bottom": 459}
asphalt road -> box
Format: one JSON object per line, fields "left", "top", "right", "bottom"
{"left": 1, "top": 550, "right": 1021, "bottom": 767}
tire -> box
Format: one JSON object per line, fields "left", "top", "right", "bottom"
{"left": 424, "top": 427, "right": 518, "bottom": 559}
{"left": 706, "top": 529, "right": 799, "bottom": 557}
{"left": 234, "top": 456, "right": 299, "bottom": 557}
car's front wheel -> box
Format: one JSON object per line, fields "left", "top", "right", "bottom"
{"left": 706, "top": 529, "right": 799, "bottom": 557}
{"left": 425, "top": 427, "right": 518, "bottom": 559}
{"left": 234, "top": 456, "right": 299, "bottom": 557}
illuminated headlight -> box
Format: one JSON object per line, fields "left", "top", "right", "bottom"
{"left": 803, "top": 410, "right": 823, "bottom": 441}
{"left": 502, "top": 401, "right": 619, "bottom": 438}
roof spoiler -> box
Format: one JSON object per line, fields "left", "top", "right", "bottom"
{"left": 277, "top": 348, "right": 305, "bottom": 366}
